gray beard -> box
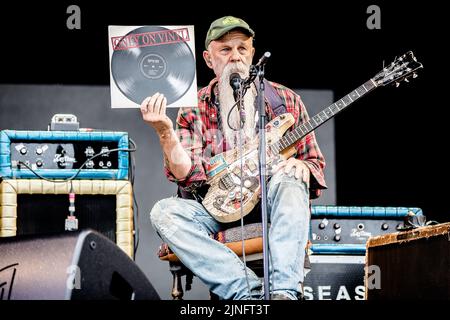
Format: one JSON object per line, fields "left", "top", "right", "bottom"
{"left": 218, "top": 65, "right": 257, "bottom": 149}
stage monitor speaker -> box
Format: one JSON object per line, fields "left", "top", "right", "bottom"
{"left": 0, "top": 179, "right": 134, "bottom": 258}
{"left": 0, "top": 229, "right": 160, "bottom": 300}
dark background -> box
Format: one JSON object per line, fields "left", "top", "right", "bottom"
{"left": 0, "top": 0, "right": 448, "bottom": 302}
{"left": 1, "top": 0, "right": 446, "bottom": 222}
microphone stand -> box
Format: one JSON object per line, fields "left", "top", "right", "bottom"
{"left": 242, "top": 52, "right": 271, "bottom": 300}
{"left": 255, "top": 66, "right": 270, "bottom": 301}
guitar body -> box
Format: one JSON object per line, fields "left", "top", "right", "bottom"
{"left": 202, "top": 113, "right": 296, "bottom": 223}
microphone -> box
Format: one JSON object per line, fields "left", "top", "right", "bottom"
{"left": 241, "top": 52, "right": 271, "bottom": 88}
{"left": 229, "top": 73, "right": 246, "bottom": 124}
{"left": 229, "top": 73, "right": 243, "bottom": 102}
{"left": 255, "top": 51, "right": 271, "bottom": 68}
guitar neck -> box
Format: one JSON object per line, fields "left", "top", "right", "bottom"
{"left": 272, "top": 79, "right": 378, "bottom": 153}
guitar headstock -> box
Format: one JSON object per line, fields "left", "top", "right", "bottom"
{"left": 373, "top": 51, "right": 423, "bottom": 87}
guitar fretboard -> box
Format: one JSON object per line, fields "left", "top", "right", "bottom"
{"left": 271, "top": 79, "right": 377, "bottom": 154}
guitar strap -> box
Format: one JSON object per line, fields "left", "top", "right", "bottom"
{"left": 254, "top": 80, "right": 287, "bottom": 133}
{"left": 263, "top": 79, "right": 287, "bottom": 117}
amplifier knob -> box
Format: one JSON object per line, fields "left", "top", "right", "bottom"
{"left": 85, "top": 146, "right": 95, "bottom": 157}
{"left": 334, "top": 235, "right": 341, "bottom": 242}
{"left": 101, "top": 146, "right": 110, "bottom": 156}
{"left": 20, "top": 147, "right": 27, "bottom": 155}
{"left": 381, "top": 223, "right": 389, "bottom": 230}
{"left": 319, "top": 222, "right": 326, "bottom": 229}
{"left": 86, "top": 160, "right": 94, "bottom": 169}
{"left": 333, "top": 223, "right": 341, "bottom": 229}
{"left": 36, "top": 147, "right": 43, "bottom": 155}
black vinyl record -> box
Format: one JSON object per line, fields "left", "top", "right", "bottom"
{"left": 111, "top": 26, "right": 196, "bottom": 105}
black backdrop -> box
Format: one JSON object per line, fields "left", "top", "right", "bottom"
{"left": 0, "top": 0, "right": 447, "bottom": 223}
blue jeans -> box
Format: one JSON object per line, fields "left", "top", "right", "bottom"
{"left": 150, "top": 170, "right": 310, "bottom": 300}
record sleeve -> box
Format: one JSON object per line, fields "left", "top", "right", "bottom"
{"left": 108, "top": 25, "right": 198, "bottom": 108}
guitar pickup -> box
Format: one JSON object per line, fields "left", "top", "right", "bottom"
{"left": 232, "top": 166, "right": 242, "bottom": 177}
{"left": 247, "top": 159, "right": 258, "bottom": 173}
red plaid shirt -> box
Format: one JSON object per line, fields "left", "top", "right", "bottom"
{"left": 165, "top": 78, "right": 327, "bottom": 198}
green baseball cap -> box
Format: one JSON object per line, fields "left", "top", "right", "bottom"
{"left": 205, "top": 16, "right": 255, "bottom": 49}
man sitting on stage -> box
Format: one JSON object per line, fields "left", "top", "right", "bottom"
{"left": 140, "top": 16, "right": 326, "bottom": 300}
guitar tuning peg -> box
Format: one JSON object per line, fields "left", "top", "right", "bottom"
{"left": 404, "top": 78, "right": 409, "bottom": 83}
{"left": 413, "top": 73, "right": 418, "bottom": 78}
{"left": 396, "top": 82, "right": 401, "bottom": 87}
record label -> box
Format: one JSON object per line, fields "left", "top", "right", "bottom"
{"left": 140, "top": 53, "right": 167, "bottom": 79}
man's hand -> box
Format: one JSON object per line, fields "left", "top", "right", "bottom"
{"left": 140, "top": 92, "right": 191, "bottom": 179}
{"left": 140, "top": 92, "right": 173, "bottom": 137}
{"left": 272, "top": 158, "right": 310, "bottom": 187}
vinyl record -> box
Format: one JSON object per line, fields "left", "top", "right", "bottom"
{"left": 111, "top": 26, "right": 196, "bottom": 105}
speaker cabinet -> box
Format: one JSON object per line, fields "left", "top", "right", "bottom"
{"left": 0, "top": 179, "right": 134, "bottom": 258}
{"left": 0, "top": 229, "right": 159, "bottom": 300}
{"left": 366, "top": 222, "right": 450, "bottom": 300}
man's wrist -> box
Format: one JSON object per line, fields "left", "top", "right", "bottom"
{"left": 158, "top": 128, "right": 175, "bottom": 140}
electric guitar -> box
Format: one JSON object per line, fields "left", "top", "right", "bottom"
{"left": 202, "top": 51, "right": 423, "bottom": 223}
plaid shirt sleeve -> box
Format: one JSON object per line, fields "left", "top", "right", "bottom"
{"left": 271, "top": 82, "right": 327, "bottom": 199}
{"left": 164, "top": 106, "right": 207, "bottom": 190}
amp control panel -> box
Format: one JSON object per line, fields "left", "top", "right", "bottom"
{"left": 11, "top": 141, "right": 118, "bottom": 170}
{"left": 310, "top": 217, "right": 405, "bottom": 245}
{"left": 0, "top": 130, "right": 129, "bottom": 180}
{"left": 308, "top": 206, "right": 424, "bottom": 254}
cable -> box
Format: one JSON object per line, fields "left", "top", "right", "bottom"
{"left": 65, "top": 179, "right": 78, "bottom": 231}
{"left": 128, "top": 138, "right": 140, "bottom": 257}
{"left": 226, "top": 93, "right": 246, "bottom": 132}
{"left": 129, "top": 138, "right": 137, "bottom": 185}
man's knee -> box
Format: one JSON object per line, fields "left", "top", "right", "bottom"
{"left": 150, "top": 197, "right": 193, "bottom": 239}
{"left": 149, "top": 197, "right": 180, "bottom": 230}
{"left": 269, "top": 169, "right": 308, "bottom": 192}
{"left": 268, "top": 170, "right": 310, "bottom": 217}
